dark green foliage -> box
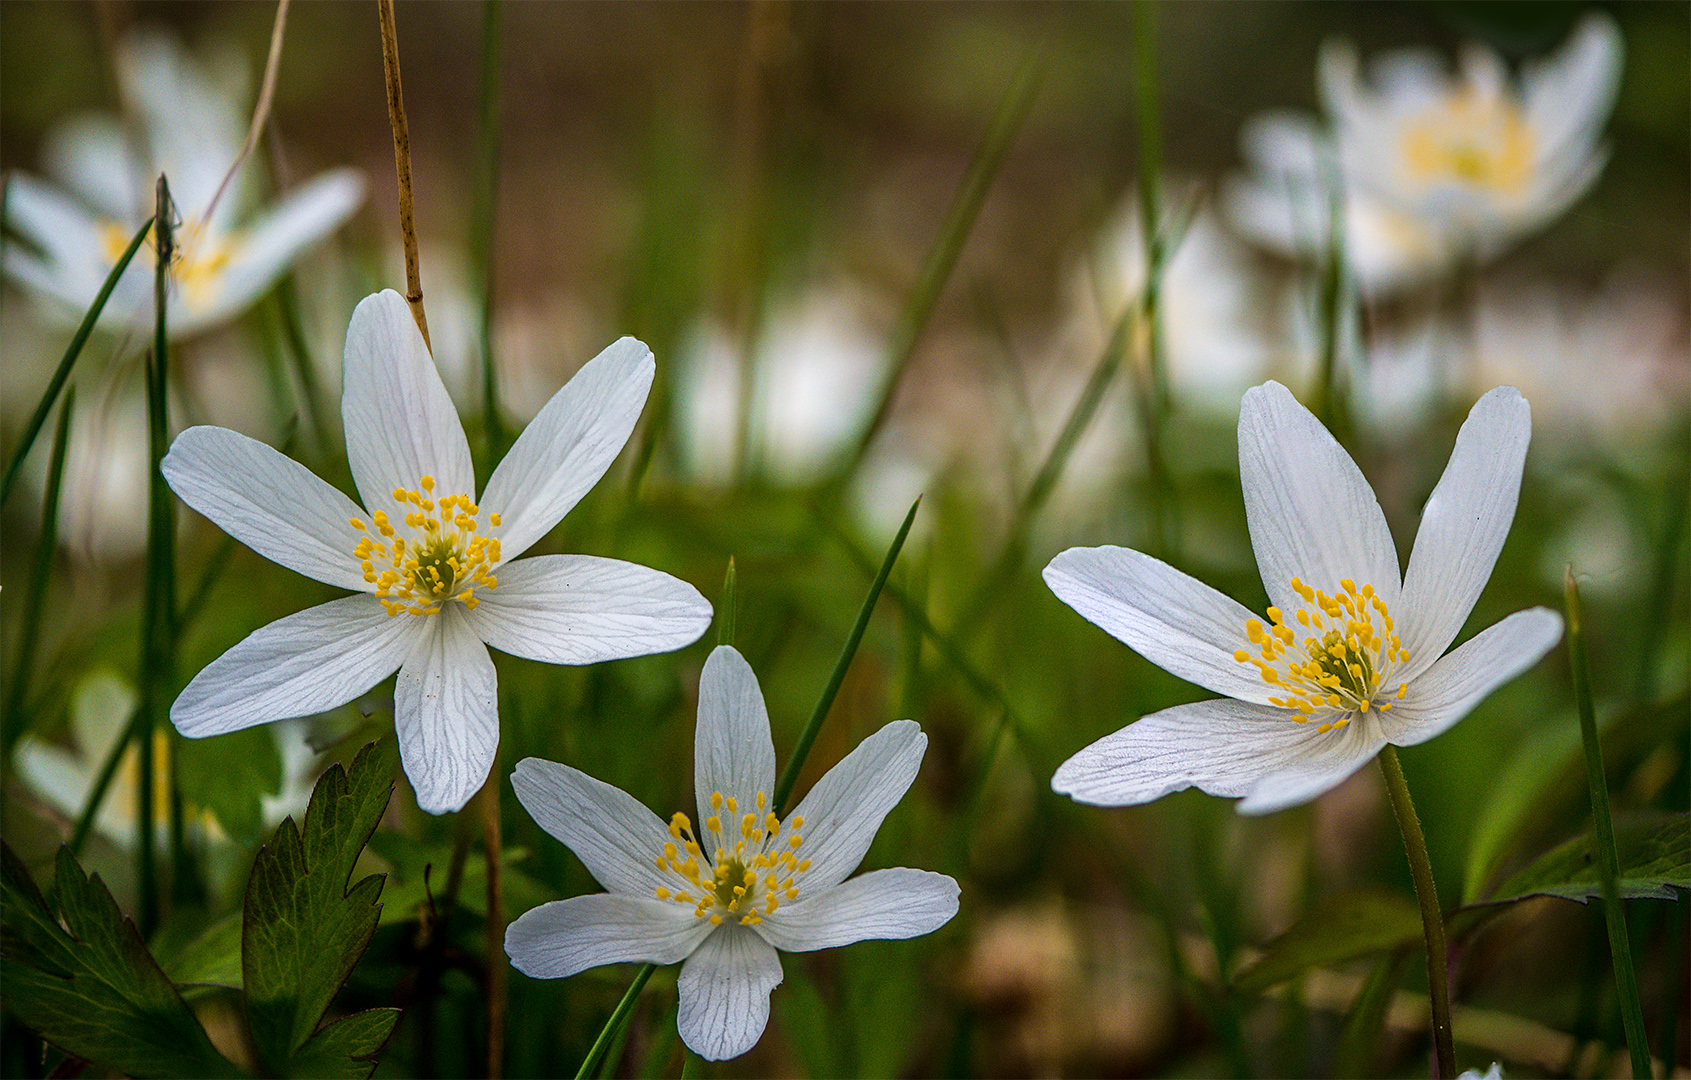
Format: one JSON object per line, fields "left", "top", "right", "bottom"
{"left": 1486, "top": 814, "right": 1690, "bottom": 905}
{"left": 1231, "top": 890, "right": 1422, "bottom": 994}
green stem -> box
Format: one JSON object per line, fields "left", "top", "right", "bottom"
{"left": 1132, "top": 0, "right": 1176, "bottom": 559}
{"left": 1, "top": 217, "right": 154, "bottom": 508}
{"left": 1313, "top": 140, "right": 1348, "bottom": 444}
{"left": 772, "top": 497, "right": 918, "bottom": 817}
{"left": 2, "top": 386, "right": 75, "bottom": 754}
{"left": 1565, "top": 569, "right": 1653, "bottom": 1080}
{"left": 575, "top": 962, "right": 654, "bottom": 1079}
{"left": 717, "top": 557, "right": 737, "bottom": 649}
{"left": 275, "top": 275, "right": 332, "bottom": 457}
{"left": 473, "top": 0, "right": 505, "bottom": 463}
{"left": 1377, "top": 745, "right": 1455, "bottom": 1079}
{"left": 836, "top": 57, "right": 1039, "bottom": 485}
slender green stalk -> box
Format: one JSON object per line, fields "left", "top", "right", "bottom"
{"left": 2, "top": 386, "right": 74, "bottom": 753}
{"left": 473, "top": 0, "right": 505, "bottom": 462}
{"left": 0, "top": 217, "right": 154, "bottom": 508}
{"left": 680, "top": 1048, "right": 705, "bottom": 1078}
{"left": 69, "top": 705, "right": 144, "bottom": 855}
{"left": 1131, "top": 0, "right": 1176, "bottom": 559}
{"left": 835, "top": 57, "right": 1040, "bottom": 485}
{"left": 483, "top": 774, "right": 506, "bottom": 1079}
{"left": 1313, "top": 140, "right": 1351, "bottom": 448}
{"left": 1565, "top": 568, "right": 1653, "bottom": 1080}
{"left": 274, "top": 276, "right": 332, "bottom": 456}
{"left": 575, "top": 963, "right": 654, "bottom": 1079}
{"left": 137, "top": 175, "right": 179, "bottom": 936}
{"left": 717, "top": 557, "right": 737, "bottom": 648}
{"left": 773, "top": 497, "right": 919, "bottom": 816}
{"left": 1377, "top": 745, "right": 1455, "bottom": 1079}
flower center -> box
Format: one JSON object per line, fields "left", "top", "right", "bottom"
{"left": 1234, "top": 577, "right": 1411, "bottom": 733}
{"left": 1399, "top": 92, "right": 1534, "bottom": 198}
{"left": 350, "top": 475, "right": 503, "bottom": 618}
{"left": 651, "top": 789, "right": 810, "bottom": 926}
{"left": 101, "top": 219, "right": 235, "bottom": 311}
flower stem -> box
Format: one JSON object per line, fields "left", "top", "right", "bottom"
{"left": 575, "top": 962, "right": 653, "bottom": 1080}
{"left": 2, "top": 386, "right": 74, "bottom": 754}
{"left": 1132, "top": 0, "right": 1177, "bottom": 559}
{"left": 1377, "top": 744, "right": 1455, "bottom": 1078}
{"left": 472, "top": 0, "right": 505, "bottom": 463}
{"left": 0, "top": 216, "right": 154, "bottom": 508}
{"left": 1564, "top": 568, "right": 1654, "bottom": 1080}
{"left": 773, "top": 497, "right": 919, "bottom": 817}
{"left": 377, "top": 0, "right": 431, "bottom": 350}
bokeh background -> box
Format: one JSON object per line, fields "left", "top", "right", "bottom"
{"left": 2, "top": 2, "right": 1687, "bottom": 1077}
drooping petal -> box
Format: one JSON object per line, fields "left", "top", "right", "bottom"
{"left": 478, "top": 337, "right": 654, "bottom": 560}
{"left": 692, "top": 646, "right": 777, "bottom": 832}
{"left": 163, "top": 425, "right": 371, "bottom": 592}
{"left": 341, "top": 290, "right": 476, "bottom": 513}
{"left": 394, "top": 606, "right": 498, "bottom": 815}
{"left": 783, "top": 720, "right": 925, "bottom": 892}
{"left": 1237, "top": 381, "right": 1400, "bottom": 618}
{"left": 509, "top": 757, "right": 676, "bottom": 898}
{"left": 504, "top": 893, "right": 713, "bottom": 980}
{"left": 676, "top": 925, "right": 783, "bottom": 1062}
{"left": 193, "top": 169, "right": 365, "bottom": 333}
{"left": 1044, "top": 546, "right": 1278, "bottom": 705}
{"left": 755, "top": 868, "right": 959, "bottom": 953}
{"left": 172, "top": 595, "right": 422, "bottom": 737}
{"left": 1052, "top": 697, "right": 1372, "bottom": 808}
{"left": 1380, "top": 607, "right": 1563, "bottom": 748}
{"left": 464, "top": 555, "right": 711, "bottom": 665}
{"left": 1395, "top": 386, "right": 1531, "bottom": 681}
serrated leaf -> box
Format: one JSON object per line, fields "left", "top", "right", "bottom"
{"left": 1484, "top": 814, "right": 1690, "bottom": 906}
{"left": 285, "top": 1008, "right": 402, "bottom": 1078}
{"left": 1231, "top": 890, "right": 1422, "bottom": 994}
{"left": 0, "top": 842, "right": 239, "bottom": 1078}
{"left": 178, "top": 724, "right": 284, "bottom": 844}
{"left": 242, "top": 739, "right": 397, "bottom": 1078}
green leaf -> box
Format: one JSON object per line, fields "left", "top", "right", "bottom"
{"left": 242, "top": 739, "right": 397, "bottom": 1078}
{"left": 156, "top": 910, "right": 244, "bottom": 993}
{"left": 1485, "top": 814, "right": 1690, "bottom": 906}
{"left": 0, "top": 842, "right": 239, "bottom": 1078}
{"left": 285, "top": 1009, "right": 402, "bottom": 1078}
{"left": 178, "top": 723, "right": 283, "bottom": 844}
{"left": 1231, "top": 890, "right": 1422, "bottom": 994}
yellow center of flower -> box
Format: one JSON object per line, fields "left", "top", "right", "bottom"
{"left": 349, "top": 475, "right": 503, "bottom": 618}
{"left": 100, "top": 219, "right": 234, "bottom": 311}
{"left": 651, "top": 789, "right": 810, "bottom": 926}
{"left": 1234, "top": 577, "right": 1411, "bottom": 734}
{"left": 1399, "top": 91, "right": 1534, "bottom": 197}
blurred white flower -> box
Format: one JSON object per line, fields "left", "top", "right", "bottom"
{"left": 1226, "top": 14, "right": 1622, "bottom": 292}
{"left": 163, "top": 291, "right": 711, "bottom": 814}
{"left": 3, "top": 29, "right": 364, "bottom": 338}
{"left": 1047, "top": 382, "right": 1562, "bottom": 814}
{"left": 506, "top": 645, "right": 959, "bottom": 1061}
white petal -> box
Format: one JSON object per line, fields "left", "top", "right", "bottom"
{"left": 478, "top": 337, "right": 654, "bottom": 560}
{"left": 163, "top": 425, "right": 371, "bottom": 592}
{"left": 510, "top": 757, "right": 675, "bottom": 898}
{"left": 755, "top": 868, "right": 959, "bottom": 953}
{"left": 395, "top": 606, "right": 498, "bottom": 814}
{"left": 784, "top": 720, "right": 925, "bottom": 892}
{"left": 195, "top": 169, "right": 366, "bottom": 330}
{"left": 1524, "top": 13, "right": 1623, "bottom": 163}
{"left": 503, "top": 893, "right": 713, "bottom": 979}
{"left": 1395, "top": 386, "right": 1531, "bottom": 681}
{"left": 1380, "top": 608, "right": 1563, "bottom": 747}
{"left": 1052, "top": 697, "right": 1371, "bottom": 807}
{"left": 692, "top": 646, "right": 777, "bottom": 831}
{"left": 676, "top": 924, "right": 783, "bottom": 1062}
{"left": 341, "top": 290, "right": 476, "bottom": 513}
{"left": 1237, "top": 381, "right": 1400, "bottom": 618}
{"left": 1236, "top": 720, "right": 1388, "bottom": 815}
{"left": 464, "top": 555, "right": 711, "bottom": 665}
{"left": 172, "top": 595, "right": 422, "bottom": 737}
{"left": 43, "top": 115, "right": 144, "bottom": 221}
{"left": 1044, "top": 546, "right": 1277, "bottom": 705}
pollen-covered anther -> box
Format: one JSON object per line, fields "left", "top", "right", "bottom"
{"left": 653, "top": 789, "right": 808, "bottom": 923}
{"left": 353, "top": 476, "right": 503, "bottom": 617}
{"left": 1236, "top": 578, "right": 1412, "bottom": 723}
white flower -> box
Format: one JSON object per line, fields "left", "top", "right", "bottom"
{"left": 162, "top": 290, "right": 712, "bottom": 814}
{"left": 1046, "top": 381, "right": 1563, "bottom": 814}
{"left": 3, "top": 30, "right": 364, "bottom": 337}
{"left": 505, "top": 645, "right": 959, "bottom": 1061}
{"left": 1225, "top": 14, "right": 1622, "bottom": 292}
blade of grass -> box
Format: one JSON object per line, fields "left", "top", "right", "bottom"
{"left": 773, "top": 497, "right": 919, "bottom": 816}
{"left": 718, "top": 557, "right": 737, "bottom": 649}
{"left": 0, "top": 217, "right": 154, "bottom": 508}
{"left": 1311, "top": 138, "right": 1352, "bottom": 450}
{"left": 833, "top": 56, "right": 1040, "bottom": 486}
{"left": 1333, "top": 947, "right": 1414, "bottom": 1077}
{"left": 1378, "top": 744, "right": 1455, "bottom": 1079}
{"left": 2, "top": 386, "right": 76, "bottom": 754}
{"left": 575, "top": 962, "right": 654, "bottom": 1080}
{"left": 1565, "top": 567, "right": 1653, "bottom": 1079}
{"left": 1131, "top": 0, "right": 1177, "bottom": 559}
{"left": 473, "top": 0, "right": 505, "bottom": 463}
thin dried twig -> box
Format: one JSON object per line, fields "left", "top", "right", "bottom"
{"left": 202, "top": 0, "right": 291, "bottom": 227}
{"left": 377, "top": 0, "right": 431, "bottom": 350}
